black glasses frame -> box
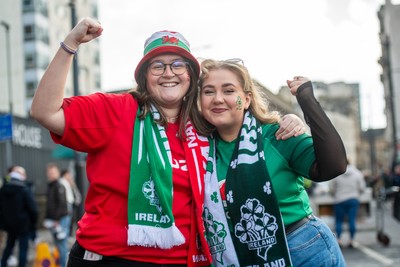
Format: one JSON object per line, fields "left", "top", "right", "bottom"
{"left": 148, "top": 60, "right": 189, "bottom": 76}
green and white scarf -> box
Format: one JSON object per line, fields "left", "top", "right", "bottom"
{"left": 203, "top": 111, "right": 293, "bottom": 267}
{"left": 128, "top": 107, "right": 184, "bottom": 248}
{"left": 127, "top": 106, "right": 213, "bottom": 266}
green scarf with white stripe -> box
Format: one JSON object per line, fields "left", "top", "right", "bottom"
{"left": 203, "top": 111, "right": 293, "bottom": 266}
{"left": 127, "top": 107, "right": 184, "bottom": 248}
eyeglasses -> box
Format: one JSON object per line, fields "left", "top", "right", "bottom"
{"left": 148, "top": 60, "right": 189, "bottom": 76}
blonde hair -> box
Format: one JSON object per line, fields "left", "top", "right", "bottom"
{"left": 198, "top": 59, "right": 280, "bottom": 134}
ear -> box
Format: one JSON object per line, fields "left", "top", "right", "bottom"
{"left": 244, "top": 92, "right": 252, "bottom": 109}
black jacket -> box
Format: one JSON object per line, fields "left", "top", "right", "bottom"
{"left": 45, "top": 179, "right": 69, "bottom": 220}
{"left": 0, "top": 178, "right": 38, "bottom": 235}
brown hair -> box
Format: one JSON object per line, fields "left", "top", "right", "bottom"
{"left": 129, "top": 60, "right": 210, "bottom": 138}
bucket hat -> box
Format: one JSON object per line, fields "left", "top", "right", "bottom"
{"left": 134, "top": 30, "right": 200, "bottom": 81}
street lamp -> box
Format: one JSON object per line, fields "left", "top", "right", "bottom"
{"left": 0, "top": 19, "right": 13, "bottom": 169}
{"left": 68, "top": 0, "right": 79, "bottom": 97}
{"left": 382, "top": 35, "right": 398, "bottom": 167}
{"left": 0, "top": 20, "right": 13, "bottom": 114}
{"left": 68, "top": 0, "right": 86, "bottom": 217}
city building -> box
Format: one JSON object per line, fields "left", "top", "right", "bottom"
{"left": 0, "top": 0, "right": 100, "bottom": 217}
{"left": 0, "top": 0, "right": 101, "bottom": 117}
{"left": 378, "top": 0, "right": 400, "bottom": 166}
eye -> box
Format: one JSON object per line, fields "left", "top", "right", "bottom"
{"left": 202, "top": 88, "right": 215, "bottom": 96}
{"left": 171, "top": 60, "right": 187, "bottom": 69}
{"left": 224, "top": 88, "right": 235, "bottom": 94}
{"left": 150, "top": 61, "right": 164, "bottom": 70}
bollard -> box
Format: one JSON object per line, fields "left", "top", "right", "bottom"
{"left": 33, "top": 242, "right": 54, "bottom": 267}
{"left": 52, "top": 246, "right": 61, "bottom": 267}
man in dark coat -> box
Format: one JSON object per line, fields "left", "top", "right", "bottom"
{"left": 44, "top": 162, "right": 69, "bottom": 267}
{"left": 0, "top": 166, "right": 38, "bottom": 267}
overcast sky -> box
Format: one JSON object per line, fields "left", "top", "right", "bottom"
{"left": 97, "top": 0, "right": 388, "bottom": 129}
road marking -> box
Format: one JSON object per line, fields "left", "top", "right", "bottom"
{"left": 353, "top": 241, "right": 394, "bottom": 266}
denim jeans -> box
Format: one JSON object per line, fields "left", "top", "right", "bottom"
{"left": 1, "top": 231, "right": 30, "bottom": 267}
{"left": 334, "top": 198, "right": 359, "bottom": 240}
{"left": 53, "top": 215, "right": 72, "bottom": 267}
{"left": 287, "top": 215, "right": 346, "bottom": 267}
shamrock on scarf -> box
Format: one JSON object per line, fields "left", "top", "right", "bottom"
{"left": 263, "top": 181, "right": 272, "bottom": 195}
{"left": 227, "top": 190, "right": 234, "bottom": 203}
{"left": 211, "top": 191, "right": 219, "bottom": 203}
{"left": 203, "top": 208, "right": 227, "bottom": 247}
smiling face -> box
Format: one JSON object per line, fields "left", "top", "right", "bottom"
{"left": 145, "top": 53, "right": 191, "bottom": 110}
{"left": 200, "top": 68, "right": 251, "bottom": 141}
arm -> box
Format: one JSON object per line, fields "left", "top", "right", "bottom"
{"left": 287, "top": 77, "right": 347, "bottom": 182}
{"left": 30, "top": 17, "right": 103, "bottom": 136}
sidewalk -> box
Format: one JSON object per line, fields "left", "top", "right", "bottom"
{"left": 313, "top": 197, "right": 400, "bottom": 247}
{"left": 0, "top": 228, "right": 75, "bottom": 266}
{"left": 348, "top": 199, "right": 400, "bottom": 247}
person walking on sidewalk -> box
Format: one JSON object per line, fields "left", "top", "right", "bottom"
{"left": 330, "top": 159, "right": 366, "bottom": 248}
{"left": 0, "top": 166, "right": 38, "bottom": 267}
{"left": 60, "top": 169, "right": 82, "bottom": 237}
{"left": 44, "top": 163, "right": 70, "bottom": 267}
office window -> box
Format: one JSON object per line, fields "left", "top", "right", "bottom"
{"left": 25, "top": 53, "right": 36, "bottom": 68}
{"left": 26, "top": 81, "right": 37, "bottom": 97}
{"left": 22, "top": 0, "right": 34, "bottom": 12}
{"left": 24, "top": 25, "right": 35, "bottom": 40}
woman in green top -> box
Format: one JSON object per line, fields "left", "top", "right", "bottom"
{"left": 198, "top": 58, "right": 347, "bottom": 267}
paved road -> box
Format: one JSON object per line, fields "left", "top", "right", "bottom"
{"left": 323, "top": 199, "right": 400, "bottom": 267}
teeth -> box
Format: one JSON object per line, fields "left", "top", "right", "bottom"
{"left": 161, "top": 83, "right": 177, "bottom": 87}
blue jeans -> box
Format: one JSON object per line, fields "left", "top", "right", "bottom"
{"left": 287, "top": 216, "right": 346, "bottom": 267}
{"left": 53, "top": 215, "right": 72, "bottom": 267}
{"left": 1, "top": 231, "right": 30, "bottom": 267}
{"left": 334, "top": 198, "right": 359, "bottom": 240}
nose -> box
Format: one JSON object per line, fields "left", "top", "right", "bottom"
{"left": 213, "top": 91, "right": 224, "bottom": 103}
{"left": 162, "top": 65, "right": 175, "bottom": 77}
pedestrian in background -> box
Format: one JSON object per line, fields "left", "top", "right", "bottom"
{"left": 59, "top": 169, "right": 75, "bottom": 217}
{"left": 392, "top": 163, "right": 400, "bottom": 187}
{"left": 0, "top": 166, "right": 38, "bottom": 267}
{"left": 391, "top": 163, "right": 400, "bottom": 222}
{"left": 378, "top": 165, "right": 393, "bottom": 190}
{"left": 60, "top": 169, "right": 82, "bottom": 237}
{"left": 330, "top": 160, "right": 366, "bottom": 248}
{"left": 44, "top": 163, "right": 70, "bottom": 267}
